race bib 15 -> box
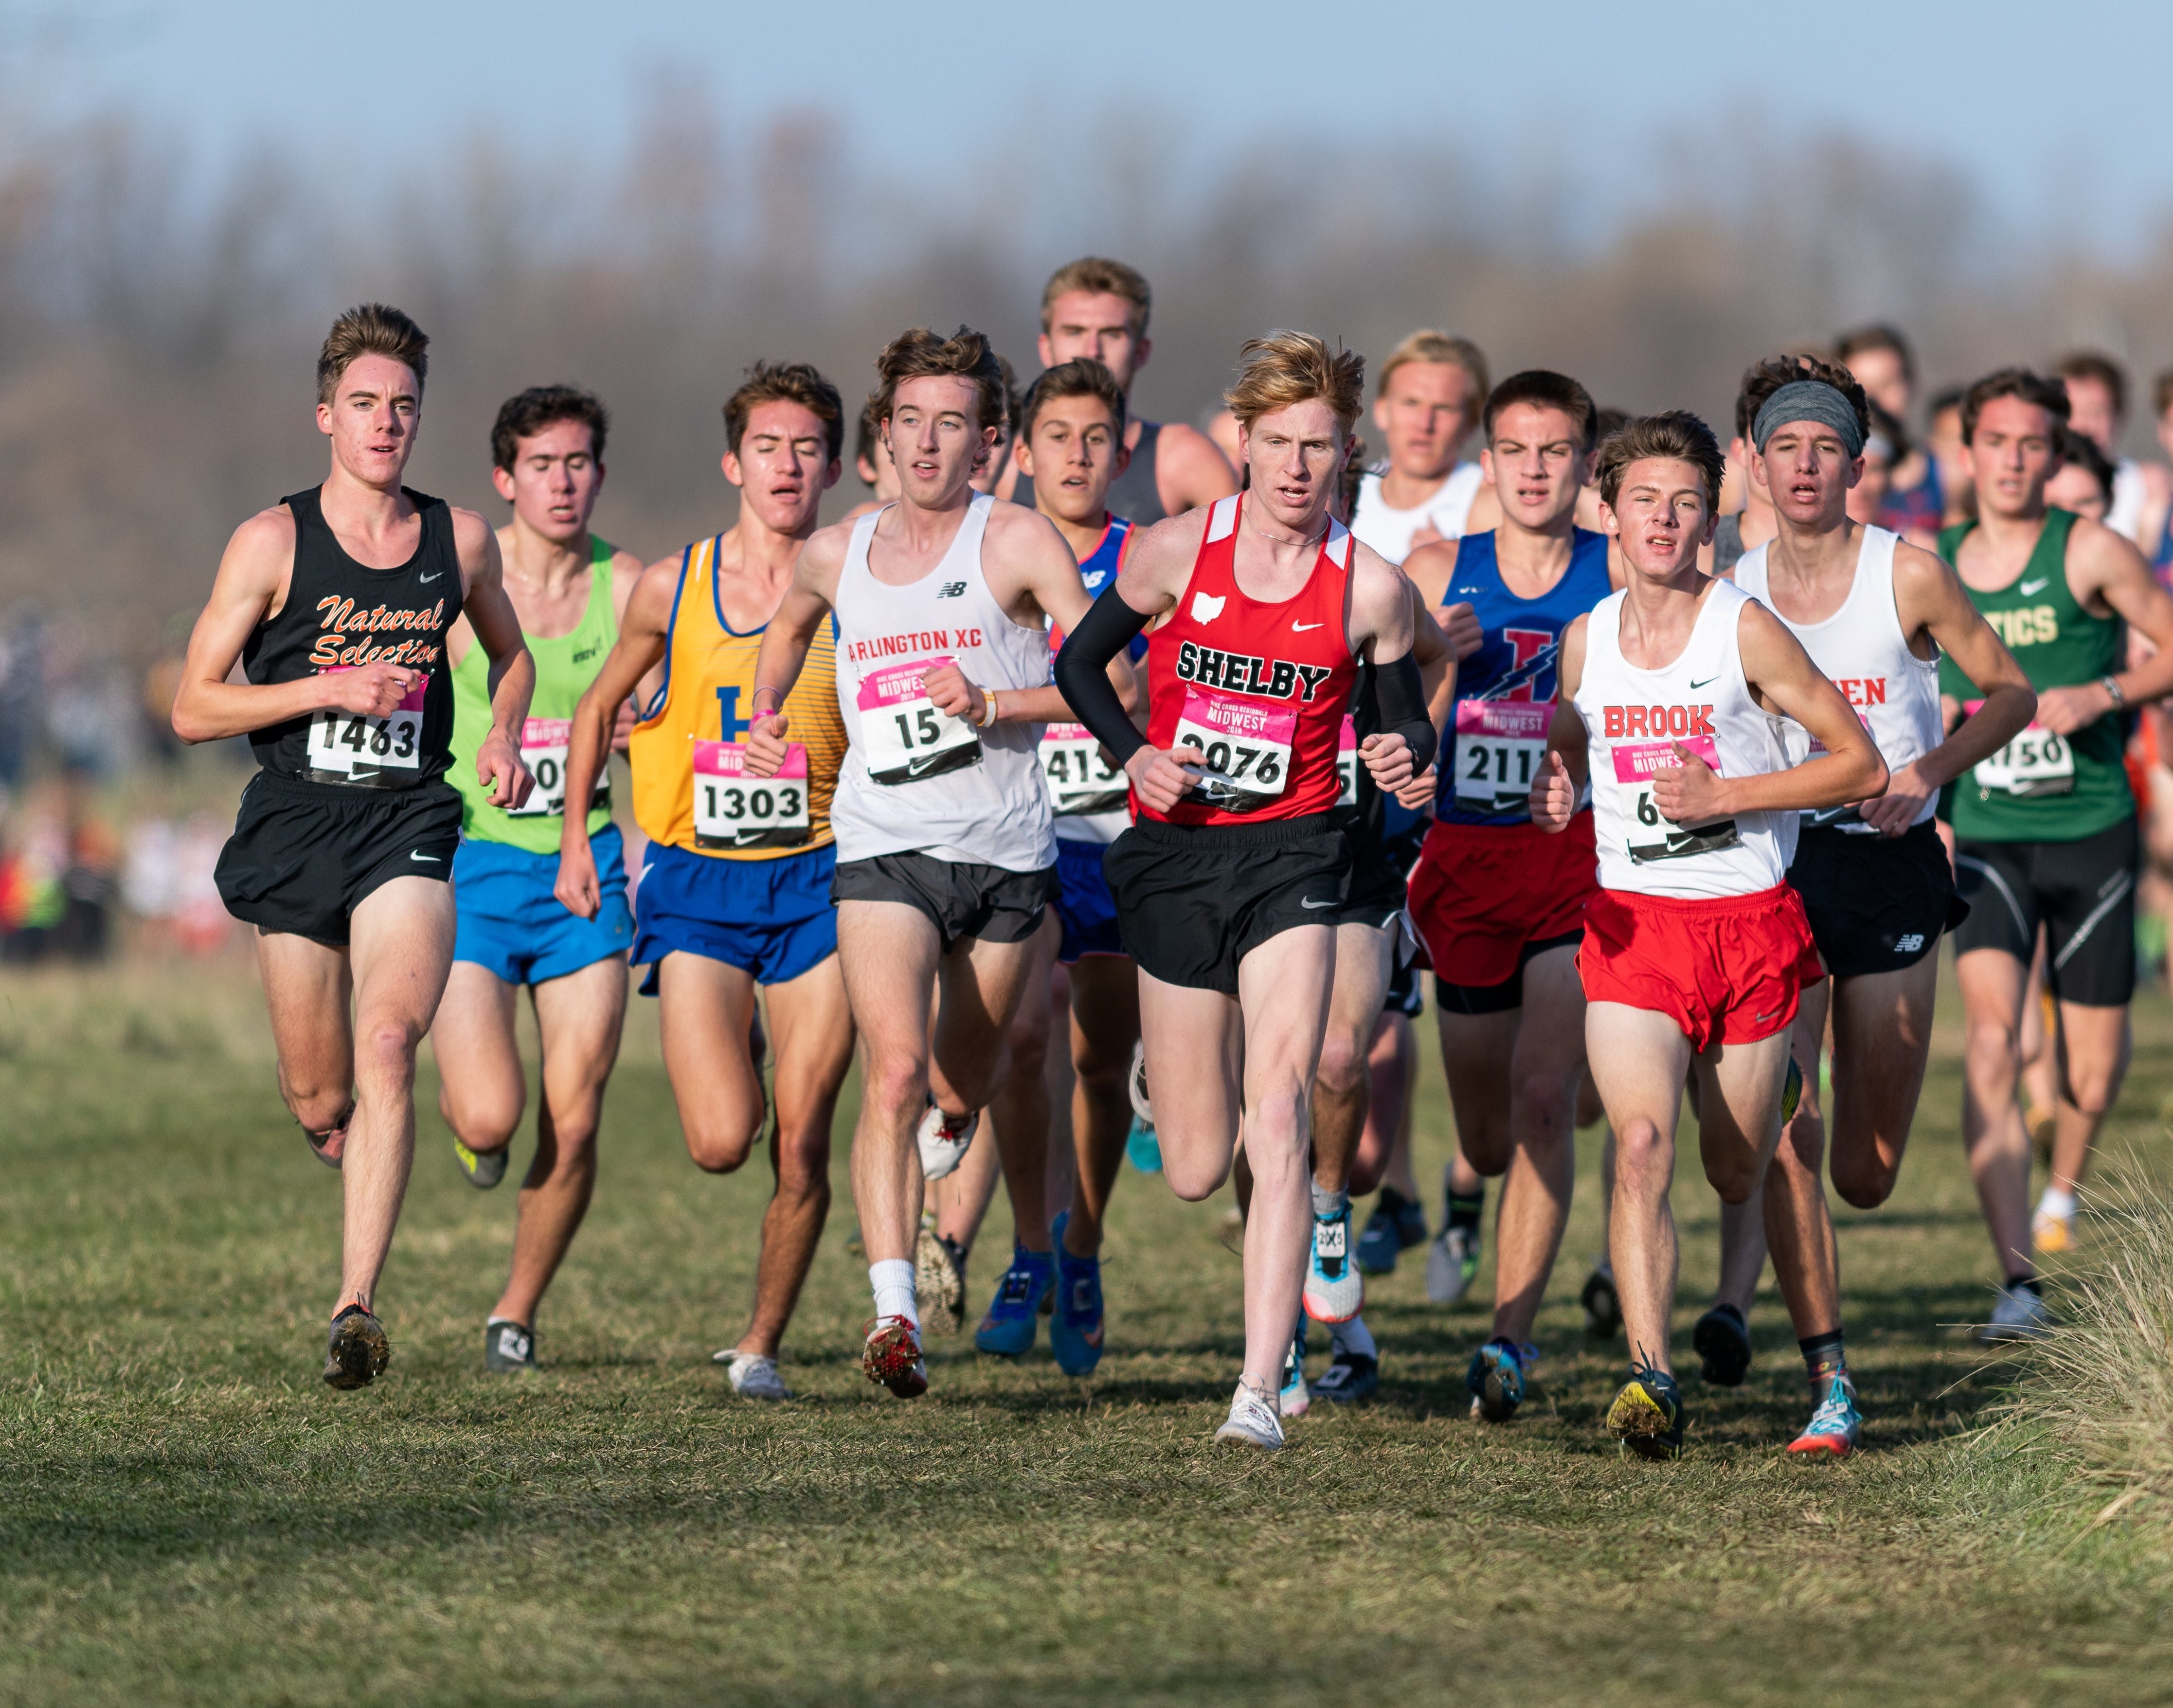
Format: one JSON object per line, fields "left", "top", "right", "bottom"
{"left": 694, "top": 740, "right": 810, "bottom": 849}
{"left": 307, "top": 668, "right": 424, "bottom": 786}
{"left": 857, "top": 658, "right": 981, "bottom": 786}
{"left": 1612, "top": 736, "right": 1739, "bottom": 863}
{"left": 506, "top": 717, "right": 610, "bottom": 818}
{"left": 1174, "top": 686, "right": 1295, "bottom": 813}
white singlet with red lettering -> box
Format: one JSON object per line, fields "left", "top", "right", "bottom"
{"left": 1733, "top": 525, "right": 1941, "bottom": 831}
{"left": 1574, "top": 577, "right": 1796, "bottom": 900}
{"left": 829, "top": 493, "right": 1056, "bottom": 871}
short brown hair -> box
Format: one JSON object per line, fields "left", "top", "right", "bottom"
{"left": 855, "top": 391, "right": 882, "bottom": 476}
{"left": 1225, "top": 331, "right": 1366, "bottom": 435}
{"left": 1019, "top": 357, "right": 1128, "bottom": 443}
{"left": 491, "top": 384, "right": 609, "bottom": 472}
{"left": 1377, "top": 330, "right": 1489, "bottom": 409}
{"left": 1040, "top": 257, "right": 1152, "bottom": 335}
{"left": 317, "top": 303, "right": 428, "bottom": 406}
{"left": 874, "top": 326, "right": 1007, "bottom": 437}
{"left": 1961, "top": 368, "right": 2070, "bottom": 445}
{"left": 2056, "top": 350, "right": 2128, "bottom": 421}
{"left": 1738, "top": 351, "right": 1870, "bottom": 446}
{"left": 725, "top": 360, "right": 844, "bottom": 462}
{"left": 1596, "top": 410, "right": 1726, "bottom": 512}
{"left": 1483, "top": 370, "right": 1599, "bottom": 452}
{"left": 1834, "top": 323, "right": 1916, "bottom": 385}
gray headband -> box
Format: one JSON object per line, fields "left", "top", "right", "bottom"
{"left": 1753, "top": 380, "right": 1866, "bottom": 457}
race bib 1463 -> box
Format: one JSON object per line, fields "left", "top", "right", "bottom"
{"left": 856, "top": 658, "right": 981, "bottom": 786}
{"left": 1612, "top": 736, "right": 1739, "bottom": 863}
{"left": 307, "top": 668, "right": 424, "bottom": 785}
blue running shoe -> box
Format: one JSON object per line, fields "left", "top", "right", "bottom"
{"left": 1355, "top": 1186, "right": 1428, "bottom": 1275}
{"left": 1466, "top": 1336, "right": 1532, "bottom": 1422}
{"left": 1785, "top": 1373, "right": 1862, "bottom": 1459}
{"left": 1279, "top": 1314, "right": 1311, "bottom": 1418}
{"left": 1125, "top": 1115, "right": 1162, "bottom": 1174}
{"left": 973, "top": 1244, "right": 1053, "bottom": 1357}
{"left": 1048, "top": 1211, "right": 1105, "bottom": 1377}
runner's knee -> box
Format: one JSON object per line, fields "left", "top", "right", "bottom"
{"left": 859, "top": 1054, "right": 927, "bottom": 1123}
{"left": 1161, "top": 1146, "right": 1231, "bottom": 1202}
{"left": 1511, "top": 1068, "right": 1575, "bottom": 1144}
{"left": 1613, "top": 1117, "right": 1671, "bottom": 1186}
{"left": 1315, "top": 1025, "right": 1370, "bottom": 1097}
{"left": 353, "top": 1017, "right": 422, "bottom": 1086}
{"left": 1830, "top": 1148, "right": 1897, "bottom": 1211}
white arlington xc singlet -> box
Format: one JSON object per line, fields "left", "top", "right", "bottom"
{"left": 1349, "top": 462, "right": 1485, "bottom": 565}
{"left": 1575, "top": 577, "right": 1797, "bottom": 900}
{"left": 1734, "top": 525, "right": 1941, "bottom": 832}
{"left": 828, "top": 493, "right": 1057, "bottom": 871}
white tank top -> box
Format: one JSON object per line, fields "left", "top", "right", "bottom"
{"left": 1734, "top": 525, "right": 1941, "bottom": 832}
{"left": 1575, "top": 577, "right": 1798, "bottom": 899}
{"left": 1349, "top": 462, "right": 1484, "bottom": 564}
{"left": 829, "top": 493, "right": 1056, "bottom": 871}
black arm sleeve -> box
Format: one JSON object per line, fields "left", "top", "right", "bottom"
{"left": 1368, "top": 652, "right": 1438, "bottom": 773}
{"left": 1053, "top": 585, "right": 1151, "bottom": 766}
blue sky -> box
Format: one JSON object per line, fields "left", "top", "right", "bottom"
{"left": 8, "top": 0, "right": 2170, "bottom": 252}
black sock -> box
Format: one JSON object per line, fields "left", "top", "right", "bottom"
{"left": 1377, "top": 1184, "right": 1413, "bottom": 1214}
{"left": 1447, "top": 1188, "right": 1484, "bottom": 1232}
{"left": 1798, "top": 1328, "right": 1846, "bottom": 1385}
{"left": 2008, "top": 1273, "right": 2042, "bottom": 1296}
{"left": 1710, "top": 1301, "right": 1745, "bottom": 1326}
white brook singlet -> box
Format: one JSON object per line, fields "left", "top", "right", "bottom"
{"left": 1734, "top": 525, "right": 1941, "bottom": 831}
{"left": 829, "top": 493, "right": 1056, "bottom": 871}
{"left": 1349, "top": 462, "right": 1484, "bottom": 565}
{"left": 1574, "top": 578, "right": 1797, "bottom": 899}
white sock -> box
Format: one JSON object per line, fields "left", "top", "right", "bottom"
{"left": 1331, "top": 1315, "right": 1378, "bottom": 1359}
{"left": 1311, "top": 1183, "right": 1349, "bottom": 1218}
{"left": 2038, "top": 1185, "right": 2077, "bottom": 1222}
{"left": 870, "top": 1259, "right": 918, "bottom": 1326}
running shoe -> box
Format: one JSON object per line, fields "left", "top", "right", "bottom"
{"left": 1125, "top": 1115, "right": 1162, "bottom": 1174}
{"left": 1217, "top": 1380, "right": 1286, "bottom": 1450}
{"left": 1781, "top": 1054, "right": 1803, "bottom": 1125}
{"left": 1303, "top": 1197, "right": 1364, "bottom": 1323}
{"left": 1127, "top": 1040, "right": 1154, "bottom": 1127}
{"left": 1606, "top": 1364, "right": 1687, "bottom": 1460}
{"left": 862, "top": 1314, "right": 928, "bottom": 1397}
{"left": 915, "top": 1217, "right": 967, "bottom": 1337}
{"left": 323, "top": 1303, "right": 390, "bottom": 1390}
{"left": 2032, "top": 1210, "right": 2076, "bottom": 1255}
{"left": 1315, "top": 1349, "right": 1380, "bottom": 1404}
{"left": 1048, "top": 1211, "right": 1105, "bottom": 1378}
{"left": 723, "top": 1352, "right": 791, "bottom": 1402}
{"left": 483, "top": 1317, "right": 534, "bottom": 1373}
{"left": 916, "top": 1099, "right": 979, "bottom": 1183}
{"left": 1581, "top": 1259, "right": 1622, "bottom": 1340}
{"left": 2026, "top": 1104, "right": 2055, "bottom": 1167}
{"left": 974, "top": 1244, "right": 1054, "bottom": 1357}
{"left": 302, "top": 1118, "right": 346, "bottom": 1170}
{"left": 1355, "top": 1187, "right": 1428, "bottom": 1275}
{"left": 1982, "top": 1279, "right": 2053, "bottom": 1343}
{"left": 1693, "top": 1302, "right": 1753, "bottom": 1386}
{"left": 1467, "top": 1336, "right": 1533, "bottom": 1423}
{"left": 1425, "top": 1224, "right": 1480, "bottom": 1305}
{"left": 1785, "top": 1373, "right": 1861, "bottom": 1458}
{"left": 453, "top": 1135, "right": 508, "bottom": 1190}
{"left": 1279, "top": 1316, "right": 1311, "bottom": 1418}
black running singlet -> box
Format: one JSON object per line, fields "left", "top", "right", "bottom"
{"left": 242, "top": 486, "right": 463, "bottom": 788}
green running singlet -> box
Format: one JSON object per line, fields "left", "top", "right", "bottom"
{"left": 1937, "top": 507, "right": 2131, "bottom": 843}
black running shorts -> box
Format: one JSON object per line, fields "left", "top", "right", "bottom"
{"left": 1104, "top": 812, "right": 1351, "bottom": 996}
{"left": 1788, "top": 819, "right": 1967, "bottom": 981}
{"left": 1340, "top": 820, "right": 1426, "bottom": 930}
{"left": 215, "top": 770, "right": 461, "bottom": 948}
{"left": 830, "top": 851, "right": 1058, "bottom": 952}
{"left": 1952, "top": 817, "right": 2138, "bottom": 1007}
{"left": 1435, "top": 930, "right": 1585, "bottom": 1016}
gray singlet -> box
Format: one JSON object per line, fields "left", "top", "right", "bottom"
{"left": 1105, "top": 420, "right": 1165, "bottom": 524}
{"left": 1711, "top": 511, "right": 1746, "bottom": 578}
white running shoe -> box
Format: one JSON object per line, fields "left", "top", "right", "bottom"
{"left": 1426, "top": 1225, "right": 1480, "bottom": 1305}
{"left": 916, "top": 1101, "right": 979, "bottom": 1183}
{"left": 1302, "top": 1199, "right": 1365, "bottom": 1324}
{"left": 721, "top": 1351, "right": 791, "bottom": 1401}
{"left": 1216, "top": 1380, "right": 1286, "bottom": 1449}
{"left": 1127, "top": 1040, "right": 1154, "bottom": 1128}
{"left": 1982, "top": 1279, "right": 2053, "bottom": 1343}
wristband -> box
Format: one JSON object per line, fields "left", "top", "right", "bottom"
{"left": 980, "top": 686, "right": 999, "bottom": 727}
{"left": 751, "top": 685, "right": 785, "bottom": 714}
{"left": 2102, "top": 675, "right": 2126, "bottom": 709}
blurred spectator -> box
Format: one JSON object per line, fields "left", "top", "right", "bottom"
{"left": 2046, "top": 432, "right": 2115, "bottom": 525}
{"left": 124, "top": 812, "right": 235, "bottom": 954}
{"left": 1836, "top": 324, "right": 1941, "bottom": 539}
{"left": 1924, "top": 385, "right": 1974, "bottom": 528}
{"left": 1846, "top": 401, "right": 1911, "bottom": 534}
{"left": 0, "top": 775, "right": 119, "bottom": 963}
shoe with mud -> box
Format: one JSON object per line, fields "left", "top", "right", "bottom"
{"left": 1693, "top": 1302, "right": 1752, "bottom": 1386}
{"left": 453, "top": 1135, "right": 509, "bottom": 1189}
{"left": 483, "top": 1317, "right": 535, "bottom": 1373}
{"left": 324, "top": 1303, "right": 390, "bottom": 1390}
{"left": 862, "top": 1315, "right": 928, "bottom": 1397}
{"left": 1606, "top": 1365, "right": 1686, "bottom": 1460}
{"left": 916, "top": 1219, "right": 968, "bottom": 1336}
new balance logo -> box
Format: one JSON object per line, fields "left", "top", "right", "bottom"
{"left": 937, "top": 581, "right": 968, "bottom": 598}
{"left": 1192, "top": 592, "right": 1226, "bottom": 623}
{"left": 1894, "top": 933, "right": 1925, "bottom": 953}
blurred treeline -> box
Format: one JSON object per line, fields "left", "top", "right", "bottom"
{"left": 9, "top": 93, "right": 2173, "bottom": 660}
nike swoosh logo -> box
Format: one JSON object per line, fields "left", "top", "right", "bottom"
{"left": 905, "top": 752, "right": 956, "bottom": 777}
{"left": 2019, "top": 578, "right": 2049, "bottom": 595}
{"left": 418, "top": 570, "right": 441, "bottom": 584}
{"left": 1301, "top": 897, "right": 1336, "bottom": 909}
{"left": 410, "top": 851, "right": 441, "bottom": 863}
{"left": 1688, "top": 675, "right": 1718, "bottom": 689}
{"left": 1293, "top": 621, "right": 1325, "bottom": 632}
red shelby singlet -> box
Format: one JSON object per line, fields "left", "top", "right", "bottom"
{"left": 1143, "top": 493, "right": 1359, "bottom": 826}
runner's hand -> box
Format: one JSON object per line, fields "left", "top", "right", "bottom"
{"left": 323, "top": 662, "right": 419, "bottom": 716}
{"left": 1859, "top": 758, "right": 1933, "bottom": 836}
{"left": 922, "top": 662, "right": 985, "bottom": 722}
{"left": 611, "top": 694, "right": 638, "bottom": 753}
{"left": 554, "top": 835, "right": 600, "bottom": 920}
{"left": 1529, "top": 750, "right": 1577, "bottom": 830}
{"left": 1393, "top": 765, "right": 1437, "bottom": 810}
{"left": 743, "top": 710, "right": 791, "bottom": 778}
{"left": 477, "top": 728, "right": 533, "bottom": 810}
{"left": 2033, "top": 682, "right": 2113, "bottom": 736}
{"left": 1127, "top": 743, "right": 1205, "bottom": 816}
{"left": 1359, "top": 731, "right": 1414, "bottom": 792}
{"left": 1409, "top": 521, "right": 1447, "bottom": 554}
{"left": 1439, "top": 601, "right": 1483, "bottom": 661}
{"left": 1652, "top": 743, "right": 1727, "bottom": 823}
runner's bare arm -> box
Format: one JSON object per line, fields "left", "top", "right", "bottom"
{"left": 1530, "top": 615, "right": 1588, "bottom": 830}
{"left": 555, "top": 559, "right": 677, "bottom": 920}
{"left": 455, "top": 511, "right": 537, "bottom": 810}
{"left": 2043, "top": 517, "right": 2173, "bottom": 730}
{"left": 172, "top": 507, "right": 423, "bottom": 741}
{"left": 743, "top": 525, "right": 849, "bottom": 779}
{"left": 1153, "top": 420, "right": 1241, "bottom": 514}
{"left": 1664, "top": 601, "right": 1885, "bottom": 821}
{"left": 608, "top": 545, "right": 651, "bottom": 750}
{"left": 1859, "top": 543, "right": 2036, "bottom": 834}
{"left": 1403, "top": 539, "right": 1482, "bottom": 660}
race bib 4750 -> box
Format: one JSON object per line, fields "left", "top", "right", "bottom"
{"left": 1612, "top": 736, "right": 1738, "bottom": 863}
{"left": 857, "top": 658, "right": 981, "bottom": 785}
{"left": 307, "top": 668, "right": 424, "bottom": 785}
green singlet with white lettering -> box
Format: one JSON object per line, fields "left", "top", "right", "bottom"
{"left": 1936, "top": 507, "right": 2131, "bottom": 843}
{"left": 449, "top": 534, "right": 619, "bottom": 855}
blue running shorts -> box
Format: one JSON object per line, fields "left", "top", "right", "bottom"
{"left": 1054, "top": 836, "right": 1126, "bottom": 965}
{"left": 452, "top": 821, "right": 633, "bottom": 986}
{"left": 632, "top": 840, "right": 839, "bottom": 993}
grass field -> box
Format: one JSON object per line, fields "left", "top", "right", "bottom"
{"left": 3, "top": 955, "right": 2171, "bottom": 1706}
